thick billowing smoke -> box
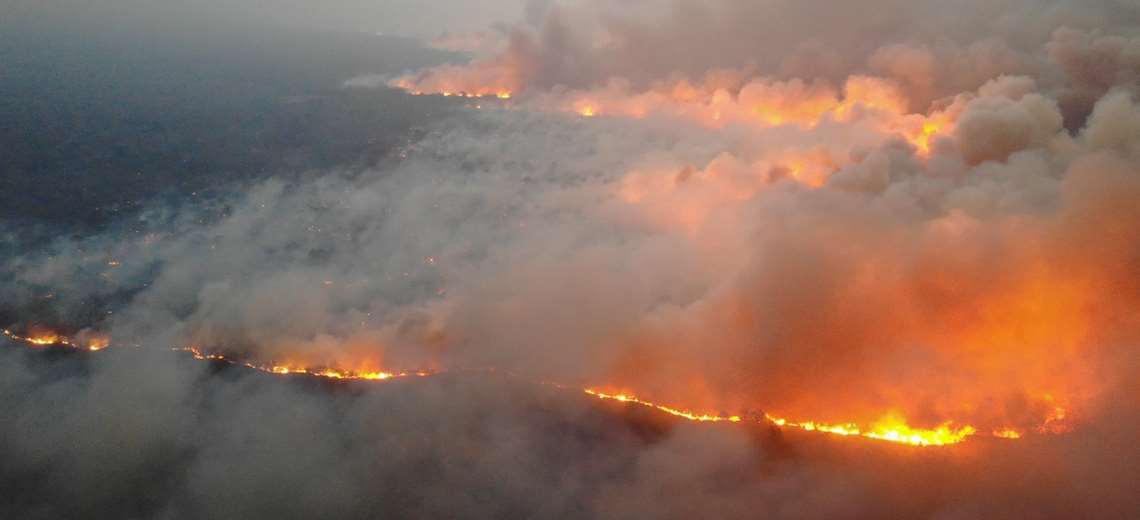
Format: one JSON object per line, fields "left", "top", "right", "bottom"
{"left": 2, "top": 0, "right": 1139, "bottom": 517}
{"left": 393, "top": 0, "right": 1136, "bottom": 105}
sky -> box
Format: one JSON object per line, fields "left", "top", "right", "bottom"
{"left": 7, "top": 0, "right": 534, "bottom": 36}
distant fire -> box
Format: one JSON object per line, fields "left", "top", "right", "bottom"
{"left": 576, "top": 104, "right": 597, "bottom": 117}
{"left": 391, "top": 73, "right": 957, "bottom": 159}
{"left": 4, "top": 328, "right": 111, "bottom": 351}
{"left": 584, "top": 389, "right": 744, "bottom": 423}
{"left": 179, "top": 346, "right": 433, "bottom": 381}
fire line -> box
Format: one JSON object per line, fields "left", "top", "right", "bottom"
{"left": 3, "top": 328, "right": 1041, "bottom": 446}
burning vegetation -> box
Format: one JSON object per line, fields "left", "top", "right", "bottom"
{"left": 3, "top": 328, "right": 110, "bottom": 352}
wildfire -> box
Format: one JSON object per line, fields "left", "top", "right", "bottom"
{"left": 4, "top": 328, "right": 112, "bottom": 351}
{"left": 391, "top": 70, "right": 963, "bottom": 157}
{"left": 993, "top": 428, "right": 1023, "bottom": 439}
{"left": 25, "top": 333, "right": 60, "bottom": 346}
{"left": 5, "top": 329, "right": 1068, "bottom": 447}
{"left": 1037, "top": 400, "right": 1074, "bottom": 434}
{"left": 180, "top": 348, "right": 433, "bottom": 380}
{"left": 84, "top": 336, "right": 111, "bottom": 351}
{"left": 586, "top": 388, "right": 982, "bottom": 446}
{"left": 5, "top": 328, "right": 67, "bottom": 348}
{"left": 860, "top": 414, "right": 977, "bottom": 447}
{"left": 584, "top": 389, "right": 743, "bottom": 423}
{"left": 179, "top": 347, "right": 433, "bottom": 381}
{"left": 390, "top": 75, "right": 513, "bottom": 102}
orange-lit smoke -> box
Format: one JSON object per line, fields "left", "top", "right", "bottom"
{"left": 587, "top": 152, "right": 1139, "bottom": 442}
{"left": 395, "top": 71, "right": 960, "bottom": 158}
{"left": 383, "top": 63, "right": 1140, "bottom": 449}
{"left": 379, "top": 35, "right": 1140, "bottom": 447}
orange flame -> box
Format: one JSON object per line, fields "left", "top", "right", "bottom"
{"left": 993, "top": 428, "right": 1023, "bottom": 439}
{"left": 178, "top": 347, "right": 433, "bottom": 381}
{"left": 585, "top": 388, "right": 982, "bottom": 446}
{"left": 4, "top": 328, "right": 67, "bottom": 347}
{"left": 25, "top": 334, "right": 61, "bottom": 346}
{"left": 4, "top": 328, "right": 112, "bottom": 352}
{"left": 584, "top": 389, "right": 742, "bottom": 423}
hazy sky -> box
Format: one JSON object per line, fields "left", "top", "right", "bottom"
{"left": 7, "top": 0, "right": 535, "bottom": 37}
